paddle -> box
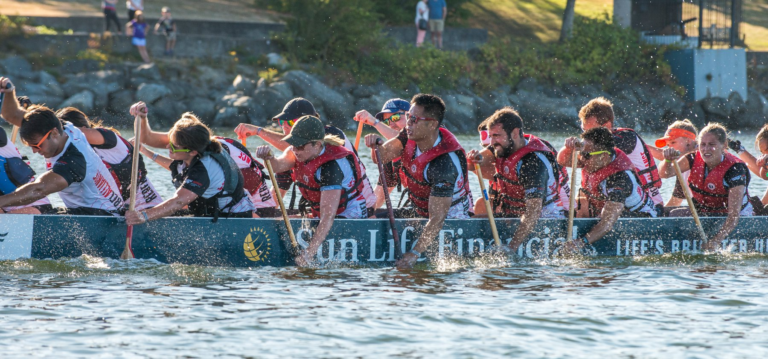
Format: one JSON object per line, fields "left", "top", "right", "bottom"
{"left": 121, "top": 114, "right": 142, "bottom": 260}
{"left": 354, "top": 120, "right": 364, "bottom": 151}
{"left": 671, "top": 152, "right": 708, "bottom": 243}
{"left": 474, "top": 155, "right": 501, "bottom": 247}
{"left": 374, "top": 138, "right": 402, "bottom": 258}
{"left": 263, "top": 150, "right": 298, "bottom": 250}
{"left": 566, "top": 148, "right": 579, "bottom": 242}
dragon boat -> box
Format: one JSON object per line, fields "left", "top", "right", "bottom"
{"left": 0, "top": 214, "right": 765, "bottom": 267}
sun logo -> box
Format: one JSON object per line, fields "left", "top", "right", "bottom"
{"left": 243, "top": 227, "right": 271, "bottom": 262}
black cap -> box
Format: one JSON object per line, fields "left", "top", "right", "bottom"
{"left": 282, "top": 116, "right": 325, "bottom": 147}
{"left": 273, "top": 98, "right": 318, "bottom": 122}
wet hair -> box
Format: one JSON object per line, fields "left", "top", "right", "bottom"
{"left": 55, "top": 107, "right": 121, "bottom": 136}
{"left": 411, "top": 93, "right": 446, "bottom": 125}
{"left": 755, "top": 124, "right": 768, "bottom": 150}
{"left": 19, "top": 105, "right": 63, "bottom": 143}
{"left": 579, "top": 97, "right": 614, "bottom": 125}
{"left": 485, "top": 107, "right": 524, "bottom": 139}
{"left": 668, "top": 118, "right": 698, "bottom": 134}
{"left": 168, "top": 112, "right": 222, "bottom": 154}
{"left": 581, "top": 127, "right": 615, "bottom": 152}
{"left": 698, "top": 122, "right": 728, "bottom": 144}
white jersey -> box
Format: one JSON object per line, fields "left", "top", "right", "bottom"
{"left": 172, "top": 155, "right": 255, "bottom": 214}
{"left": 415, "top": 135, "right": 474, "bottom": 219}
{"left": 217, "top": 138, "right": 277, "bottom": 209}
{"left": 45, "top": 124, "right": 124, "bottom": 213}
{"left": 0, "top": 128, "right": 50, "bottom": 211}
{"left": 614, "top": 129, "right": 663, "bottom": 206}
{"left": 338, "top": 130, "right": 377, "bottom": 210}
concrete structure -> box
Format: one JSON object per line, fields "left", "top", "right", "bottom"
{"left": 614, "top": 0, "right": 632, "bottom": 28}
{"left": 666, "top": 49, "right": 747, "bottom": 102}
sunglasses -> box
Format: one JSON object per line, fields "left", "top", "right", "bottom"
{"left": 169, "top": 142, "right": 191, "bottom": 153}
{"left": 382, "top": 112, "right": 403, "bottom": 125}
{"left": 405, "top": 113, "right": 438, "bottom": 126}
{"left": 580, "top": 150, "right": 611, "bottom": 160}
{"left": 24, "top": 128, "right": 55, "bottom": 150}
{"left": 278, "top": 119, "right": 296, "bottom": 127}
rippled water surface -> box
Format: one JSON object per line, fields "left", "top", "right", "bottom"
{"left": 3, "top": 128, "right": 768, "bottom": 357}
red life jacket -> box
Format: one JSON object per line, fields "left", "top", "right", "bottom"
{"left": 216, "top": 137, "right": 267, "bottom": 198}
{"left": 688, "top": 151, "right": 749, "bottom": 215}
{"left": 581, "top": 148, "right": 638, "bottom": 213}
{"left": 613, "top": 128, "right": 662, "bottom": 191}
{"left": 292, "top": 144, "right": 366, "bottom": 217}
{"left": 493, "top": 135, "right": 563, "bottom": 217}
{"left": 401, "top": 127, "right": 471, "bottom": 217}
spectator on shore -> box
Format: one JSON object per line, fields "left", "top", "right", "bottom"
{"left": 103, "top": 0, "right": 122, "bottom": 34}
{"left": 127, "top": 11, "right": 151, "bottom": 63}
{"left": 154, "top": 7, "right": 177, "bottom": 56}
{"left": 427, "top": 0, "right": 447, "bottom": 49}
{"left": 415, "top": 0, "right": 429, "bottom": 47}
{"left": 126, "top": 0, "right": 143, "bottom": 21}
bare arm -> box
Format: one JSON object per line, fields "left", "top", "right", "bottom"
{"left": 413, "top": 196, "right": 452, "bottom": 253}
{"left": 707, "top": 185, "right": 745, "bottom": 248}
{"left": 584, "top": 201, "right": 624, "bottom": 244}
{"left": 0, "top": 171, "right": 67, "bottom": 208}
{"left": 306, "top": 189, "right": 342, "bottom": 255}
{"left": 467, "top": 147, "right": 495, "bottom": 180}
{"left": 658, "top": 149, "right": 691, "bottom": 179}
{"left": 143, "top": 188, "right": 199, "bottom": 221}
{"left": 365, "top": 134, "right": 404, "bottom": 165}
{"left": 140, "top": 146, "right": 173, "bottom": 171}
{"left": 509, "top": 198, "right": 543, "bottom": 251}
{"left": 78, "top": 127, "right": 106, "bottom": 146}
{"left": 736, "top": 150, "right": 760, "bottom": 177}
{"left": 0, "top": 78, "right": 25, "bottom": 127}
{"left": 647, "top": 144, "right": 664, "bottom": 161}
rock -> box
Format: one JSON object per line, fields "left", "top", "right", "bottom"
{"left": 256, "top": 77, "right": 267, "bottom": 90}
{"left": 63, "top": 70, "right": 124, "bottom": 111}
{"left": 60, "top": 59, "right": 101, "bottom": 74}
{"left": 700, "top": 97, "right": 729, "bottom": 118}
{"left": 252, "top": 87, "right": 291, "bottom": 122}
{"left": 132, "top": 63, "right": 162, "bottom": 82}
{"left": 516, "top": 78, "right": 540, "bottom": 93}
{"left": 151, "top": 97, "right": 186, "bottom": 126}
{"left": 216, "top": 93, "right": 240, "bottom": 110}
{"left": 406, "top": 83, "right": 421, "bottom": 97}
{"left": 136, "top": 83, "right": 171, "bottom": 104}
{"left": 164, "top": 81, "right": 189, "bottom": 101}
{"left": 233, "top": 96, "right": 267, "bottom": 124}
{"left": 266, "top": 53, "right": 289, "bottom": 70}
{"left": 23, "top": 94, "right": 63, "bottom": 109}
{"left": 37, "top": 71, "right": 65, "bottom": 98}
{"left": 269, "top": 81, "right": 293, "bottom": 99}
{"left": 0, "top": 56, "right": 34, "bottom": 80}
{"left": 280, "top": 70, "right": 353, "bottom": 127}
{"left": 107, "top": 89, "right": 135, "bottom": 115}
{"left": 728, "top": 91, "right": 747, "bottom": 117}
{"left": 232, "top": 75, "right": 256, "bottom": 94}
{"left": 512, "top": 90, "right": 578, "bottom": 130}
{"left": 187, "top": 97, "right": 216, "bottom": 122}
{"left": 477, "top": 90, "right": 512, "bottom": 120}
{"left": 442, "top": 94, "right": 477, "bottom": 132}
{"left": 352, "top": 84, "right": 377, "bottom": 98}
{"left": 212, "top": 106, "right": 242, "bottom": 127}
{"left": 60, "top": 90, "right": 95, "bottom": 114}
{"left": 746, "top": 88, "right": 768, "bottom": 119}
{"left": 195, "top": 65, "right": 229, "bottom": 88}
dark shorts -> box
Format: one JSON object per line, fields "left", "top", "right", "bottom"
{"left": 255, "top": 207, "right": 280, "bottom": 218}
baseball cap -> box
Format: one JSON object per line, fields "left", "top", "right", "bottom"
{"left": 375, "top": 99, "right": 410, "bottom": 120}
{"left": 282, "top": 116, "right": 325, "bottom": 147}
{"left": 655, "top": 128, "right": 696, "bottom": 148}
{"left": 273, "top": 98, "right": 318, "bottom": 122}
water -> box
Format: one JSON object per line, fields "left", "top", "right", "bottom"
{"left": 4, "top": 127, "right": 768, "bottom": 357}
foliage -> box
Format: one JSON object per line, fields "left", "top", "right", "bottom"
{"left": 258, "top": 68, "right": 279, "bottom": 84}
{"left": 0, "top": 15, "right": 27, "bottom": 42}
{"left": 77, "top": 49, "right": 109, "bottom": 64}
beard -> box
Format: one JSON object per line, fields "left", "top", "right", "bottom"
{"left": 494, "top": 139, "right": 515, "bottom": 158}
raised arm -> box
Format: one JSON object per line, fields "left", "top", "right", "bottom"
{"left": 0, "top": 78, "right": 25, "bottom": 127}
{"left": 354, "top": 110, "right": 400, "bottom": 140}
{"left": 557, "top": 137, "right": 583, "bottom": 168}
{"left": 466, "top": 147, "right": 495, "bottom": 180}
{"left": 234, "top": 123, "right": 290, "bottom": 152}
{"left": 130, "top": 102, "right": 170, "bottom": 148}
{"left": 658, "top": 148, "right": 690, "bottom": 179}
{"left": 365, "top": 133, "right": 403, "bottom": 165}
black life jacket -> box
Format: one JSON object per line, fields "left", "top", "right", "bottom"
{"left": 174, "top": 151, "right": 246, "bottom": 222}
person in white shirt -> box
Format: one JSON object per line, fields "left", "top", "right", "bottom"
{"left": 415, "top": 0, "right": 429, "bottom": 47}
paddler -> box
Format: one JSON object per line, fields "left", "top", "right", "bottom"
{"left": 561, "top": 127, "right": 658, "bottom": 254}
{"left": 56, "top": 107, "right": 164, "bottom": 211}
{"left": 0, "top": 78, "right": 123, "bottom": 215}
{"left": 467, "top": 107, "right": 569, "bottom": 252}
{"left": 653, "top": 119, "right": 698, "bottom": 208}
{"left": 659, "top": 123, "right": 753, "bottom": 250}
{"left": 254, "top": 116, "right": 370, "bottom": 267}
{"left": 352, "top": 98, "right": 409, "bottom": 211}
{"left": 235, "top": 97, "right": 376, "bottom": 215}
{"left": 558, "top": 97, "right": 663, "bottom": 215}
{"left": 364, "top": 94, "right": 473, "bottom": 269}
{"left": 125, "top": 103, "right": 254, "bottom": 224}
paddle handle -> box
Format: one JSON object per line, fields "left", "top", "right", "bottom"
{"left": 567, "top": 150, "right": 579, "bottom": 242}
{"left": 10, "top": 126, "right": 19, "bottom": 144}
{"left": 673, "top": 160, "right": 707, "bottom": 242}
{"left": 354, "top": 120, "right": 364, "bottom": 151}
{"left": 374, "top": 144, "right": 402, "bottom": 258}
{"left": 122, "top": 114, "right": 142, "bottom": 260}
{"left": 264, "top": 153, "right": 298, "bottom": 249}
{"left": 474, "top": 162, "right": 501, "bottom": 247}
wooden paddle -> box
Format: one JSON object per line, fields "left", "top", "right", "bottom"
{"left": 671, "top": 153, "right": 708, "bottom": 243}
{"left": 566, "top": 149, "right": 579, "bottom": 242}
{"left": 264, "top": 150, "right": 298, "bottom": 250}
{"left": 120, "top": 115, "right": 142, "bottom": 260}
{"left": 474, "top": 155, "right": 501, "bottom": 247}
{"left": 354, "top": 120, "right": 364, "bottom": 151}
{"left": 10, "top": 126, "right": 19, "bottom": 144}
{"left": 374, "top": 138, "right": 402, "bottom": 258}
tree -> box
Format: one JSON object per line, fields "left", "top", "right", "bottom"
{"left": 559, "top": 0, "right": 576, "bottom": 42}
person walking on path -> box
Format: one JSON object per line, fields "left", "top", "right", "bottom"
{"left": 415, "top": 0, "right": 429, "bottom": 47}
{"left": 154, "top": 7, "right": 177, "bottom": 56}
{"left": 127, "top": 10, "right": 151, "bottom": 63}
{"left": 126, "top": 0, "right": 143, "bottom": 21}
{"left": 427, "top": 0, "right": 447, "bottom": 49}
{"left": 103, "top": 0, "right": 122, "bottom": 34}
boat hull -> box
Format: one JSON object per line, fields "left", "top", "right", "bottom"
{"left": 0, "top": 214, "right": 766, "bottom": 267}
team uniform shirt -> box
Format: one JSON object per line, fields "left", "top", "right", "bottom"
{"left": 217, "top": 138, "right": 276, "bottom": 209}
{"left": 304, "top": 147, "right": 369, "bottom": 219}
{"left": 681, "top": 153, "right": 753, "bottom": 216}
{"left": 590, "top": 155, "right": 657, "bottom": 217}
{"left": 91, "top": 128, "right": 163, "bottom": 211}
{"left": 171, "top": 156, "right": 255, "bottom": 214}
{"left": 397, "top": 130, "right": 473, "bottom": 219}
{"left": 45, "top": 124, "right": 124, "bottom": 214}
{"left": 0, "top": 128, "right": 51, "bottom": 211}
{"left": 613, "top": 130, "right": 663, "bottom": 207}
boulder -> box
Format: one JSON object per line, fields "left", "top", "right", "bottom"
{"left": 132, "top": 63, "right": 162, "bottom": 82}
{"left": 700, "top": 97, "right": 729, "bottom": 118}
{"left": 151, "top": 97, "right": 186, "bottom": 126}
{"left": 23, "top": 94, "right": 63, "bottom": 109}
{"left": 269, "top": 81, "right": 293, "bottom": 100}
{"left": 746, "top": 88, "right": 768, "bottom": 120}
{"left": 266, "top": 53, "right": 289, "bottom": 70}
{"left": 280, "top": 70, "right": 353, "bottom": 127}
{"left": 164, "top": 81, "right": 189, "bottom": 101}
{"left": 212, "top": 106, "right": 242, "bottom": 127}
{"left": 60, "top": 59, "right": 101, "bottom": 74}
{"left": 512, "top": 90, "right": 578, "bottom": 130}
{"left": 232, "top": 75, "right": 256, "bottom": 94}
{"left": 108, "top": 89, "right": 135, "bottom": 115}
{"left": 216, "top": 93, "right": 240, "bottom": 110}
{"left": 63, "top": 70, "right": 124, "bottom": 111}
{"left": 728, "top": 91, "right": 747, "bottom": 117}
{"left": 187, "top": 97, "right": 216, "bottom": 122}
{"left": 406, "top": 82, "right": 421, "bottom": 97}
{"left": 442, "top": 94, "right": 477, "bottom": 133}
{"left": 60, "top": 90, "right": 95, "bottom": 114}
{"left": 252, "top": 87, "right": 290, "bottom": 122}
{"left": 37, "top": 71, "right": 65, "bottom": 98}
{"left": 136, "top": 83, "right": 171, "bottom": 104}
{"left": 477, "top": 90, "right": 512, "bottom": 120}
{"left": 195, "top": 65, "right": 229, "bottom": 88}
{"left": 0, "top": 56, "right": 34, "bottom": 80}
{"left": 232, "top": 96, "right": 267, "bottom": 124}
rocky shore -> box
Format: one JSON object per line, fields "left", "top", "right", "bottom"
{"left": 2, "top": 55, "right": 767, "bottom": 133}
